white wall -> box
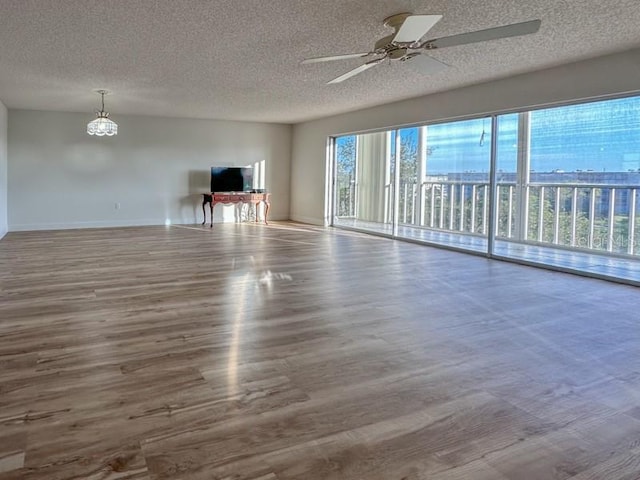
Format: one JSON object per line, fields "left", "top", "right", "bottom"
{"left": 291, "top": 48, "right": 640, "bottom": 225}
{"left": 0, "top": 100, "right": 7, "bottom": 239}
{"left": 8, "top": 111, "right": 291, "bottom": 230}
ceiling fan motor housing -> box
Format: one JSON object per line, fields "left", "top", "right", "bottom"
{"left": 374, "top": 34, "right": 407, "bottom": 59}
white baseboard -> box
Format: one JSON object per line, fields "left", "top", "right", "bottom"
{"left": 289, "top": 214, "right": 324, "bottom": 226}
{"left": 8, "top": 219, "right": 168, "bottom": 232}
{"left": 8, "top": 214, "right": 293, "bottom": 232}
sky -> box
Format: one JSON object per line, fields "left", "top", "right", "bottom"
{"left": 337, "top": 95, "right": 640, "bottom": 175}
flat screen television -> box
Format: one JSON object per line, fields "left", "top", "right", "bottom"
{"left": 210, "top": 166, "right": 253, "bottom": 192}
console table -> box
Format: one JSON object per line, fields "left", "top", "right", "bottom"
{"left": 202, "top": 192, "right": 270, "bottom": 227}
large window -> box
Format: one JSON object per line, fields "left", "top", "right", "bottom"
{"left": 335, "top": 135, "right": 357, "bottom": 219}
{"left": 333, "top": 118, "right": 491, "bottom": 252}
{"left": 493, "top": 98, "right": 640, "bottom": 259}
{"left": 332, "top": 94, "right": 640, "bottom": 282}
{"left": 421, "top": 118, "right": 491, "bottom": 241}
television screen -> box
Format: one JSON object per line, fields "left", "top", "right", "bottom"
{"left": 210, "top": 166, "right": 253, "bottom": 192}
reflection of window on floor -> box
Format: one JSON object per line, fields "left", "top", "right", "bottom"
{"left": 332, "top": 94, "right": 640, "bottom": 281}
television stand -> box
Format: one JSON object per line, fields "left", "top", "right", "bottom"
{"left": 202, "top": 192, "right": 270, "bottom": 227}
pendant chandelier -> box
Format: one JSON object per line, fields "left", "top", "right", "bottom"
{"left": 87, "top": 90, "right": 118, "bottom": 136}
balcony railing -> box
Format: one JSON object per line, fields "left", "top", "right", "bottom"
{"left": 338, "top": 180, "right": 640, "bottom": 256}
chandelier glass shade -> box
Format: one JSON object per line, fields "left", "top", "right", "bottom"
{"left": 87, "top": 90, "right": 118, "bottom": 136}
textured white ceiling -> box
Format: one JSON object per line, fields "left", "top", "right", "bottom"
{"left": 0, "top": 0, "right": 639, "bottom": 123}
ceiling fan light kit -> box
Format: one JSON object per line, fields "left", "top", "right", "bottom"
{"left": 302, "top": 13, "right": 541, "bottom": 84}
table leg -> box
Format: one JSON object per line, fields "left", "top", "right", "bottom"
{"left": 202, "top": 194, "right": 214, "bottom": 226}
{"left": 210, "top": 201, "right": 214, "bottom": 228}
{"left": 264, "top": 200, "right": 270, "bottom": 225}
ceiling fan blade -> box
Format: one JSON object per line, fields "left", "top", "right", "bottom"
{"left": 302, "top": 52, "right": 371, "bottom": 64}
{"left": 423, "top": 19, "right": 541, "bottom": 49}
{"left": 327, "top": 58, "right": 384, "bottom": 84}
{"left": 407, "top": 54, "right": 449, "bottom": 75}
{"left": 393, "top": 15, "right": 442, "bottom": 44}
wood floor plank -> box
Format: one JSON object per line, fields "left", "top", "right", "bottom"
{"left": 0, "top": 430, "right": 26, "bottom": 474}
{"left": 1, "top": 222, "right": 639, "bottom": 479}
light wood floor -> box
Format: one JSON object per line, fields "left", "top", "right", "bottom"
{"left": 1, "top": 222, "right": 640, "bottom": 480}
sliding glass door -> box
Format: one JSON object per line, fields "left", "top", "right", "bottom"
{"left": 331, "top": 94, "right": 640, "bottom": 282}
{"left": 334, "top": 135, "right": 357, "bottom": 222}
{"left": 491, "top": 97, "right": 640, "bottom": 277}
{"left": 333, "top": 119, "right": 492, "bottom": 253}
{"left": 414, "top": 118, "right": 492, "bottom": 252}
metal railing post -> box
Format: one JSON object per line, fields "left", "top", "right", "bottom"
{"left": 471, "top": 185, "right": 477, "bottom": 233}
{"left": 439, "top": 184, "right": 444, "bottom": 229}
{"left": 507, "top": 185, "right": 514, "bottom": 238}
{"left": 588, "top": 187, "right": 596, "bottom": 249}
{"left": 629, "top": 188, "right": 637, "bottom": 255}
{"left": 554, "top": 187, "right": 561, "bottom": 245}
{"left": 430, "top": 185, "right": 435, "bottom": 227}
{"left": 482, "top": 185, "right": 488, "bottom": 235}
{"left": 459, "top": 184, "right": 466, "bottom": 232}
{"left": 402, "top": 183, "right": 408, "bottom": 223}
{"left": 495, "top": 185, "right": 501, "bottom": 237}
{"left": 571, "top": 187, "right": 578, "bottom": 247}
{"left": 607, "top": 188, "right": 616, "bottom": 252}
{"left": 449, "top": 184, "right": 456, "bottom": 230}
{"left": 538, "top": 186, "right": 545, "bottom": 242}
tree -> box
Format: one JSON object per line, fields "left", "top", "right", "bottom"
{"left": 335, "top": 136, "right": 356, "bottom": 217}
{"left": 396, "top": 135, "right": 419, "bottom": 224}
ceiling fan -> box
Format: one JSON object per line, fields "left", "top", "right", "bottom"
{"left": 302, "top": 13, "right": 541, "bottom": 84}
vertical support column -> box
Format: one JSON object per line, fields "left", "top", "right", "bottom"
{"left": 260, "top": 159, "right": 267, "bottom": 221}
{"left": 327, "top": 137, "right": 336, "bottom": 226}
{"left": 383, "top": 131, "right": 393, "bottom": 224}
{"left": 488, "top": 116, "right": 498, "bottom": 256}
{"left": 393, "top": 130, "right": 401, "bottom": 236}
{"left": 417, "top": 126, "right": 428, "bottom": 226}
{"left": 353, "top": 135, "right": 360, "bottom": 218}
{"left": 515, "top": 112, "right": 531, "bottom": 241}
